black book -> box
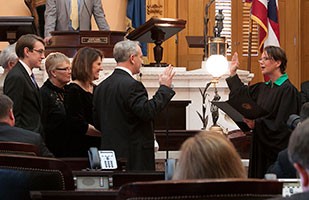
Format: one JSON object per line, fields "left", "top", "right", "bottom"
{"left": 212, "top": 96, "right": 268, "bottom": 132}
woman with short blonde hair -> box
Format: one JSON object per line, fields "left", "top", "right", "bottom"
{"left": 40, "top": 52, "right": 71, "bottom": 157}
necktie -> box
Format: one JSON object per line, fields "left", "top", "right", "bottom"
{"left": 30, "top": 73, "right": 38, "bottom": 88}
{"left": 70, "top": 0, "right": 79, "bottom": 30}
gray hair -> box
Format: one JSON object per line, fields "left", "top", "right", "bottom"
{"left": 0, "top": 43, "right": 18, "bottom": 69}
{"left": 113, "top": 40, "right": 141, "bottom": 63}
{"left": 0, "top": 94, "right": 13, "bottom": 120}
{"left": 288, "top": 118, "right": 309, "bottom": 169}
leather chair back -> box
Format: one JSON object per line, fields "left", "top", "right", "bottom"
{"left": 0, "top": 141, "right": 39, "bottom": 156}
{"left": 117, "top": 178, "right": 283, "bottom": 200}
{"left": 0, "top": 154, "right": 74, "bottom": 200}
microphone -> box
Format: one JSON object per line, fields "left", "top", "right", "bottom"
{"left": 139, "top": 72, "right": 143, "bottom": 82}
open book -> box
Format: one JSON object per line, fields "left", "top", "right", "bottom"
{"left": 212, "top": 96, "right": 268, "bottom": 132}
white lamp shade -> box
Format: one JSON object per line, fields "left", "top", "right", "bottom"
{"left": 205, "top": 55, "right": 229, "bottom": 77}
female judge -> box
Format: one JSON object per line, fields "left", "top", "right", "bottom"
{"left": 227, "top": 46, "right": 301, "bottom": 178}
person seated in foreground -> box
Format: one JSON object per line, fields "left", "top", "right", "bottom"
{"left": 270, "top": 119, "right": 309, "bottom": 199}
{"left": 0, "top": 94, "right": 53, "bottom": 157}
{"left": 172, "top": 131, "right": 247, "bottom": 180}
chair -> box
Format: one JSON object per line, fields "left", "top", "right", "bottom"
{"left": 30, "top": 190, "right": 118, "bottom": 200}
{"left": 117, "top": 178, "right": 283, "bottom": 200}
{"left": 0, "top": 141, "right": 39, "bottom": 156}
{"left": 24, "top": 0, "right": 45, "bottom": 37}
{"left": 0, "top": 154, "right": 75, "bottom": 200}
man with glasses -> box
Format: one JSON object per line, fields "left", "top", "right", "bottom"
{"left": 3, "top": 34, "right": 45, "bottom": 137}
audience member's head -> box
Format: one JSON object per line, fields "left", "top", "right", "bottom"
{"left": 15, "top": 34, "right": 45, "bottom": 70}
{"left": 45, "top": 52, "right": 71, "bottom": 88}
{"left": 0, "top": 43, "right": 18, "bottom": 71}
{"left": 0, "top": 94, "right": 14, "bottom": 126}
{"left": 71, "top": 47, "right": 103, "bottom": 83}
{"left": 300, "top": 102, "right": 309, "bottom": 122}
{"left": 173, "top": 131, "right": 247, "bottom": 180}
{"left": 263, "top": 46, "right": 287, "bottom": 74}
{"left": 113, "top": 40, "right": 143, "bottom": 75}
{"left": 288, "top": 118, "right": 309, "bottom": 192}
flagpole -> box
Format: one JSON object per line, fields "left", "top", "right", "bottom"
{"left": 247, "top": 7, "right": 252, "bottom": 72}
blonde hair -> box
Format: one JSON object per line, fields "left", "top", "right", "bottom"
{"left": 173, "top": 131, "right": 247, "bottom": 180}
{"left": 45, "top": 52, "right": 70, "bottom": 77}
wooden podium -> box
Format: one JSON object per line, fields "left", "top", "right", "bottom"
{"left": 45, "top": 31, "right": 126, "bottom": 57}
{"left": 0, "top": 16, "right": 37, "bottom": 44}
{"left": 127, "top": 17, "right": 186, "bottom": 67}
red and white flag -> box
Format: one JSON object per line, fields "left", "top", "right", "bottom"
{"left": 250, "top": 0, "right": 280, "bottom": 52}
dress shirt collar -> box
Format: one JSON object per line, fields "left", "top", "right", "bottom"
{"left": 19, "top": 60, "right": 33, "bottom": 76}
{"left": 115, "top": 66, "right": 134, "bottom": 77}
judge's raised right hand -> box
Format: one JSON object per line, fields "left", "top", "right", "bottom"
{"left": 230, "top": 52, "right": 239, "bottom": 76}
{"left": 159, "top": 64, "right": 175, "bottom": 88}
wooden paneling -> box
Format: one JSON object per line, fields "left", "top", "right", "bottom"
{"left": 278, "top": 0, "right": 301, "bottom": 88}
{"left": 177, "top": 0, "right": 208, "bottom": 71}
{"left": 301, "top": 0, "right": 309, "bottom": 84}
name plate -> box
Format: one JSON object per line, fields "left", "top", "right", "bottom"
{"left": 81, "top": 36, "right": 109, "bottom": 44}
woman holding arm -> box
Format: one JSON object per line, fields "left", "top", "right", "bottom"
{"left": 65, "top": 47, "right": 103, "bottom": 157}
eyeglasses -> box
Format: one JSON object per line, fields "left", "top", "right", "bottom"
{"left": 258, "top": 57, "right": 273, "bottom": 62}
{"left": 31, "top": 49, "right": 45, "bottom": 55}
{"left": 55, "top": 67, "right": 72, "bottom": 71}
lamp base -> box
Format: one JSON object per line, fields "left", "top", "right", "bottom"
{"left": 209, "top": 125, "right": 224, "bottom": 134}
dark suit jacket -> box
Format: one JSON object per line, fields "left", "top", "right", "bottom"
{"left": 301, "top": 81, "right": 309, "bottom": 105}
{"left": 3, "top": 62, "right": 44, "bottom": 135}
{"left": 0, "top": 122, "right": 53, "bottom": 157}
{"left": 267, "top": 148, "right": 297, "bottom": 178}
{"left": 93, "top": 69, "right": 175, "bottom": 171}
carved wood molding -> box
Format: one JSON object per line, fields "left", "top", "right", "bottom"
{"left": 147, "top": 0, "right": 163, "bottom": 16}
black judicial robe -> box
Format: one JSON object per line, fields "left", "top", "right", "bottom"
{"left": 226, "top": 74, "right": 301, "bottom": 178}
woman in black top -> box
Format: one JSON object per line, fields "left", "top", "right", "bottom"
{"left": 65, "top": 47, "right": 103, "bottom": 157}
{"left": 40, "top": 52, "right": 71, "bottom": 157}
